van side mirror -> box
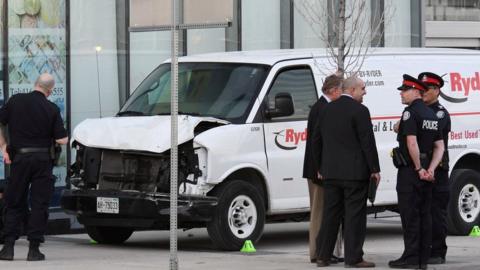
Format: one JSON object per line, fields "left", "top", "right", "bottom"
{"left": 265, "top": 92, "right": 294, "bottom": 119}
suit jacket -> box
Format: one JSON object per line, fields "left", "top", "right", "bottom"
{"left": 312, "top": 95, "right": 380, "bottom": 180}
{"left": 303, "top": 96, "right": 328, "bottom": 181}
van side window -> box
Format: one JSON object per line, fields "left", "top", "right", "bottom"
{"left": 266, "top": 67, "right": 317, "bottom": 121}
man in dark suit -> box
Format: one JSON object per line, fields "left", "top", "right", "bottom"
{"left": 313, "top": 76, "right": 380, "bottom": 268}
{"left": 303, "top": 74, "right": 343, "bottom": 264}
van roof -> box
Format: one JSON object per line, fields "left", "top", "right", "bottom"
{"left": 175, "top": 48, "right": 480, "bottom": 66}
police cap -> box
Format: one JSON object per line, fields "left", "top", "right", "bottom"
{"left": 418, "top": 72, "right": 444, "bottom": 88}
{"left": 397, "top": 74, "right": 427, "bottom": 91}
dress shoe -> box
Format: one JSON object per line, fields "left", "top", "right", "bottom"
{"left": 331, "top": 255, "right": 344, "bottom": 264}
{"left": 388, "top": 258, "right": 427, "bottom": 269}
{"left": 311, "top": 255, "right": 343, "bottom": 264}
{"left": 0, "top": 243, "right": 14, "bottom": 261}
{"left": 27, "top": 242, "right": 45, "bottom": 261}
{"left": 427, "top": 257, "right": 445, "bottom": 264}
{"left": 316, "top": 259, "right": 330, "bottom": 267}
{"left": 345, "top": 260, "right": 375, "bottom": 268}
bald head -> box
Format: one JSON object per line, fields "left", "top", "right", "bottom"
{"left": 34, "top": 73, "right": 55, "bottom": 96}
{"left": 342, "top": 76, "right": 362, "bottom": 92}
{"left": 343, "top": 76, "right": 366, "bottom": 103}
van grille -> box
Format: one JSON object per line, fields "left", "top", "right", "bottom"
{"left": 99, "top": 150, "right": 171, "bottom": 193}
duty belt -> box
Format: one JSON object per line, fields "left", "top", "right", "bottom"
{"left": 17, "top": 147, "right": 50, "bottom": 154}
{"left": 391, "top": 147, "right": 431, "bottom": 168}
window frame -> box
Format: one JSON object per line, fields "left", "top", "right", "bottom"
{"left": 259, "top": 64, "right": 318, "bottom": 123}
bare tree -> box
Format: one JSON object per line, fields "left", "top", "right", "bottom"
{"left": 294, "top": 0, "right": 394, "bottom": 77}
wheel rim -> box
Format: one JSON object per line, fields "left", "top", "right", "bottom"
{"left": 458, "top": 183, "right": 480, "bottom": 223}
{"left": 227, "top": 195, "right": 257, "bottom": 239}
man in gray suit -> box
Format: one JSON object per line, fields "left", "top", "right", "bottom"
{"left": 303, "top": 74, "right": 343, "bottom": 264}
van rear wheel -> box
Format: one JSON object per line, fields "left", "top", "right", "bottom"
{"left": 447, "top": 169, "right": 480, "bottom": 235}
{"left": 207, "top": 180, "right": 265, "bottom": 251}
{"left": 86, "top": 226, "right": 134, "bottom": 244}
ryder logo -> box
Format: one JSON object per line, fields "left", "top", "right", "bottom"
{"left": 450, "top": 72, "right": 480, "bottom": 96}
{"left": 441, "top": 72, "right": 480, "bottom": 103}
{"left": 273, "top": 129, "right": 307, "bottom": 150}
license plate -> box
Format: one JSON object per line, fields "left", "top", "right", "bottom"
{"left": 96, "top": 197, "right": 119, "bottom": 214}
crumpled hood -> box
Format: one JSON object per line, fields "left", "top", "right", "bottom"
{"left": 72, "top": 115, "right": 229, "bottom": 153}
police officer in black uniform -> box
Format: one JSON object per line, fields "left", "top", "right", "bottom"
{"left": 418, "top": 72, "right": 451, "bottom": 265}
{"left": 389, "top": 74, "right": 444, "bottom": 270}
{"left": 0, "top": 73, "right": 68, "bottom": 261}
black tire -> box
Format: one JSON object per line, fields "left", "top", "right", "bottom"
{"left": 207, "top": 180, "right": 265, "bottom": 251}
{"left": 85, "top": 226, "right": 134, "bottom": 244}
{"left": 447, "top": 169, "right": 480, "bottom": 235}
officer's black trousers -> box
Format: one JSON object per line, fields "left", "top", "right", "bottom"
{"left": 431, "top": 169, "right": 449, "bottom": 259}
{"left": 396, "top": 167, "right": 433, "bottom": 265}
{"left": 316, "top": 179, "right": 368, "bottom": 265}
{"left": 3, "top": 153, "right": 54, "bottom": 243}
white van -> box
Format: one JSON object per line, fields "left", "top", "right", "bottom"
{"left": 61, "top": 48, "right": 480, "bottom": 250}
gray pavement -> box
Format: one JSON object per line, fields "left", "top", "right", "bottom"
{"left": 1, "top": 216, "right": 480, "bottom": 270}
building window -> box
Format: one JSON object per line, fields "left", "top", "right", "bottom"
{"left": 242, "top": 0, "right": 281, "bottom": 50}
{"left": 426, "top": 0, "right": 480, "bottom": 21}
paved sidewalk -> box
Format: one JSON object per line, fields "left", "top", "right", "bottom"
{"left": 0, "top": 217, "right": 479, "bottom": 270}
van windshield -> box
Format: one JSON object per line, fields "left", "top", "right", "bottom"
{"left": 120, "top": 62, "right": 269, "bottom": 123}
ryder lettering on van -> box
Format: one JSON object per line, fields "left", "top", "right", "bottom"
{"left": 450, "top": 72, "right": 480, "bottom": 97}
{"left": 436, "top": 72, "right": 480, "bottom": 103}
{"left": 273, "top": 129, "right": 307, "bottom": 150}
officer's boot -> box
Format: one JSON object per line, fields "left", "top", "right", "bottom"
{"left": 0, "top": 239, "right": 14, "bottom": 261}
{"left": 27, "top": 241, "right": 45, "bottom": 261}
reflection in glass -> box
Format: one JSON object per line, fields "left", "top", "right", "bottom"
{"left": 426, "top": 0, "right": 480, "bottom": 21}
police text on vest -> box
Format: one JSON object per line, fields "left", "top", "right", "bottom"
{"left": 422, "top": 120, "right": 438, "bottom": 130}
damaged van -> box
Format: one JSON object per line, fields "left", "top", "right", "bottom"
{"left": 61, "top": 48, "right": 480, "bottom": 250}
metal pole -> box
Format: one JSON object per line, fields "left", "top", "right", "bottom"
{"left": 95, "top": 46, "right": 103, "bottom": 118}
{"left": 170, "top": 0, "right": 179, "bottom": 269}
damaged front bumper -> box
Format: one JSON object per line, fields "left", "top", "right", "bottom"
{"left": 61, "top": 189, "right": 217, "bottom": 228}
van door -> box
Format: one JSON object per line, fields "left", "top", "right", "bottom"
{"left": 260, "top": 62, "right": 318, "bottom": 212}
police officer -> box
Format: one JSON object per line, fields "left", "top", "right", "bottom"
{"left": 389, "top": 74, "right": 444, "bottom": 270}
{"left": 418, "top": 72, "right": 451, "bottom": 265}
{"left": 0, "top": 73, "right": 68, "bottom": 261}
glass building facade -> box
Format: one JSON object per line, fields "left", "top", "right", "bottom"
{"left": 425, "top": 0, "right": 480, "bottom": 48}
{"left": 426, "top": 0, "right": 480, "bottom": 21}
{"left": 0, "top": 0, "right": 477, "bottom": 210}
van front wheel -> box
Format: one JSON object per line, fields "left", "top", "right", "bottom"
{"left": 207, "top": 180, "right": 265, "bottom": 251}
{"left": 447, "top": 169, "right": 480, "bottom": 235}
